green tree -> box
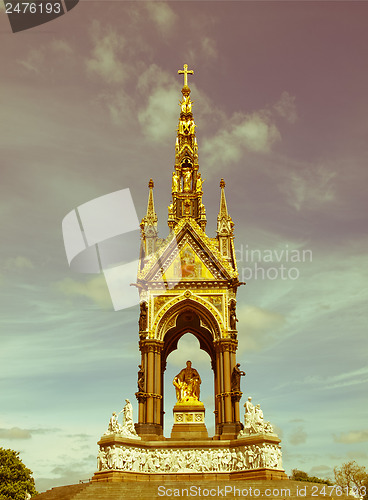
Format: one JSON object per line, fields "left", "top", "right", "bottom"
{"left": 291, "top": 468, "right": 331, "bottom": 485}
{"left": 0, "top": 448, "right": 38, "bottom": 499}
{"left": 291, "top": 469, "right": 309, "bottom": 481}
{"left": 334, "top": 461, "right": 367, "bottom": 497}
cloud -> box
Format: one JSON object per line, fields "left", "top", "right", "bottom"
{"left": 272, "top": 424, "right": 284, "bottom": 439}
{"left": 86, "top": 22, "right": 127, "bottom": 84}
{"left": 17, "top": 38, "right": 73, "bottom": 76}
{"left": 205, "top": 110, "right": 280, "bottom": 156}
{"left": 50, "top": 39, "right": 73, "bottom": 54}
{"left": 234, "top": 111, "right": 281, "bottom": 153}
{"left": 18, "top": 49, "right": 45, "bottom": 74}
{"left": 0, "top": 428, "right": 60, "bottom": 440}
{"left": 278, "top": 366, "right": 368, "bottom": 392}
{"left": 201, "top": 37, "right": 217, "bottom": 60}
{"left": 36, "top": 457, "right": 95, "bottom": 492}
{"left": 347, "top": 451, "right": 368, "bottom": 459}
{"left": 309, "top": 465, "right": 332, "bottom": 479}
{"left": 237, "top": 304, "right": 285, "bottom": 352}
{"left": 289, "top": 426, "right": 307, "bottom": 446}
{"left": 137, "top": 64, "right": 178, "bottom": 142}
{"left": 0, "top": 427, "right": 32, "bottom": 440}
{"left": 333, "top": 430, "right": 368, "bottom": 444}
{"left": 4, "top": 256, "right": 34, "bottom": 270}
{"left": 55, "top": 276, "right": 112, "bottom": 309}
{"left": 145, "top": 2, "right": 177, "bottom": 35}
{"left": 279, "top": 165, "right": 336, "bottom": 211}
{"left": 273, "top": 91, "right": 298, "bottom": 124}
{"left": 100, "top": 90, "right": 135, "bottom": 126}
{"left": 138, "top": 86, "right": 178, "bottom": 142}
{"left": 202, "top": 109, "right": 281, "bottom": 174}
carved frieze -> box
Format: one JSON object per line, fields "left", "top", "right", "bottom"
{"left": 97, "top": 443, "right": 283, "bottom": 473}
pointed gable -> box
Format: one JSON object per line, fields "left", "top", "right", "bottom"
{"left": 137, "top": 218, "right": 238, "bottom": 285}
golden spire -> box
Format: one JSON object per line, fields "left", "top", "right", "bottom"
{"left": 141, "top": 179, "right": 158, "bottom": 256}
{"left": 144, "top": 179, "right": 157, "bottom": 226}
{"left": 219, "top": 179, "right": 229, "bottom": 219}
{"left": 217, "top": 179, "right": 234, "bottom": 260}
{"left": 217, "top": 179, "right": 234, "bottom": 235}
{"left": 168, "top": 65, "right": 206, "bottom": 231}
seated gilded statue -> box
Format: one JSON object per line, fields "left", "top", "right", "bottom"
{"left": 173, "top": 360, "right": 202, "bottom": 404}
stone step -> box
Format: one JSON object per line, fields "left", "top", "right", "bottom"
{"left": 34, "top": 480, "right": 353, "bottom": 500}
{"left": 33, "top": 483, "right": 89, "bottom": 500}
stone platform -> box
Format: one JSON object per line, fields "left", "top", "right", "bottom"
{"left": 33, "top": 480, "right": 352, "bottom": 500}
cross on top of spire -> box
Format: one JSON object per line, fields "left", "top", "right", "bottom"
{"left": 178, "top": 64, "right": 194, "bottom": 88}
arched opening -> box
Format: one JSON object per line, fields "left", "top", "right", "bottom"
{"left": 164, "top": 333, "right": 214, "bottom": 437}
{"left": 136, "top": 298, "right": 241, "bottom": 439}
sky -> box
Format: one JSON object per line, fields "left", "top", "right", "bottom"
{"left": 0, "top": 0, "right": 368, "bottom": 493}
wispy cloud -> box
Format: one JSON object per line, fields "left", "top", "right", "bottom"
{"left": 278, "top": 366, "right": 368, "bottom": 391}
{"left": 201, "top": 92, "right": 297, "bottom": 174}
{"left": 86, "top": 21, "right": 127, "bottom": 84}
{"left": 18, "top": 49, "right": 44, "bottom": 74}
{"left": 289, "top": 426, "right": 307, "bottom": 446}
{"left": 137, "top": 64, "right": 178, "bottom": 142}
{"left": 144, "top": 2, "right": 177, "bottom": 36}
{"left": 237, "top": 304, "right": 286, "bottom": 352}
{"left": 333, "top": 430, "right": 368, "bottom": 444}
{"left": 279, "top": 165, "right": 336, "bottom": 211}
{"left": 202, "top": 110, "right": 281, "bottom": 169}
{"left": 3, "top": 256, "right": 34, "bottom": 271}
{"left": 273, "top": 91, "right": 298, "bottom": 124}
{"left": 55, "top": 276, "right": 112, "bottom": 310}
{"left": 0, "top": 427, "right": 58, "bottom": 440}
{"left": 201, "top": 37, "right": 217, "bottom": 60}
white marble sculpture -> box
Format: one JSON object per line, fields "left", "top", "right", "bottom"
{"left": 239, "top": 396, "right": 275, "bottom": 436}
{"left": 103, "top": 399, "right": 140, "bottom": 439}
{"left": 97, "top": 443, "right": 282, "bottom": 473}
{"left": 121, "top": 399, "right": 140, "bottom": 438}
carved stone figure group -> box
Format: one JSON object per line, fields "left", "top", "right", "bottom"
{"left": 104, "top": 399, "right": 140, "bottom": 439}
{"left": 240, "top": 397, "right": 274, "bottom": 435}
{"left": 97, "top": 444, "right": 282, "bottom": 473}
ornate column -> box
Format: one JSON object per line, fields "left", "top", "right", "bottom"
{"left": 223, "top": 348, "right": 232, "bottom": 422}
{"left": 146, "top": 345, "right": 155, "bottom": 423}
{"left": 154, "top": 344, "right": 163, "bottom": 428}
{"left": 214, "top": 350, "right": 221, "bottom": 434}
{"left": 215, "top": 338, "right": 239, "bottom": 439}
{"left": 135, "top": 340, "right": 163, "bottom": 438}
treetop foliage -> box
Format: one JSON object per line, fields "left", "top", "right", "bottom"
{"left": 291, "top": 468, "right": 332, "bottom": 485}
{"left": 334, "top": 461, "right": 368, "bottom": 499}
{"left": 0, "top": 447, "right": 38, "bottom": 500}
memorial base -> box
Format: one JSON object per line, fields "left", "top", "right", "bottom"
{"left": 94, "top": 433, "right": 287, "bottom": 482}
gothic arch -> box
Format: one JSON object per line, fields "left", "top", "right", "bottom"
{"left": 154, "top": 293, "right": 225, "bottom": 345}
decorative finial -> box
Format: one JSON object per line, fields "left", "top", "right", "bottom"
{"left": 220, "top": 178, "right": 226, "bottom": 188}
{"left": 178, "top": 64, "right": 194, "bottom": 89}
{"left": 148, "top": 179, "right": 154, "bottom": 189}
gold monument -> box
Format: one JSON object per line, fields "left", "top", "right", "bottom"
{"left": 93, "top": 65, "right": 287, "bottom": 482}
